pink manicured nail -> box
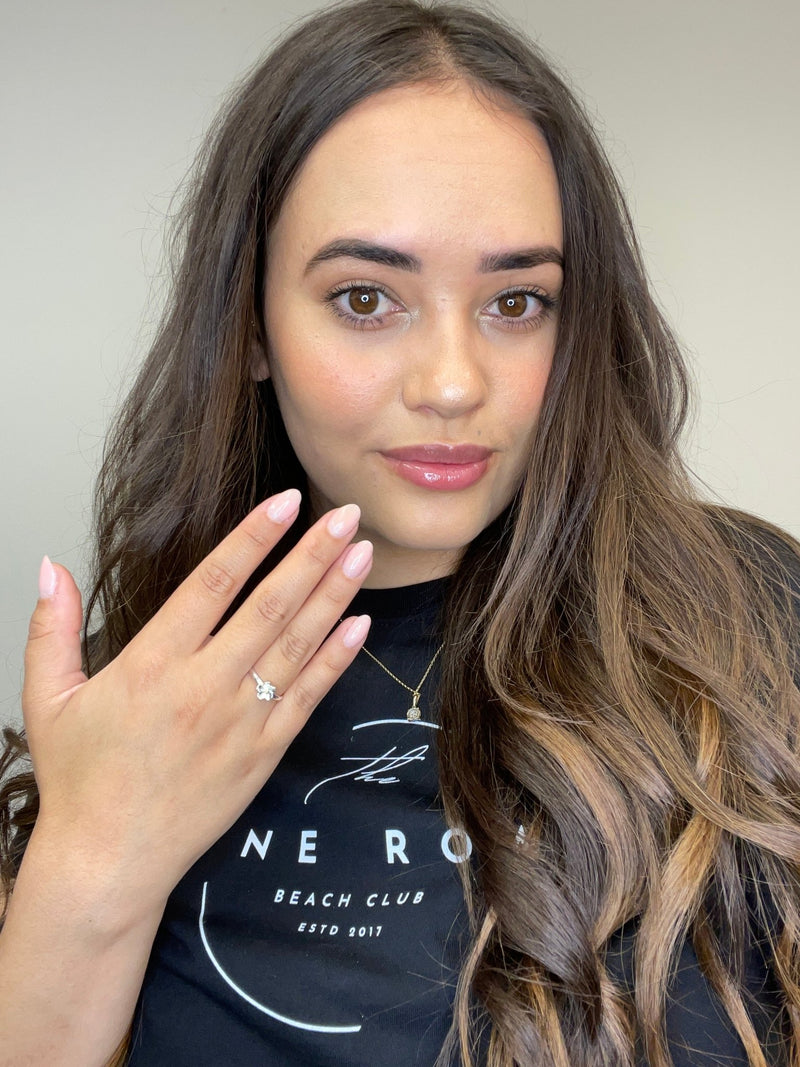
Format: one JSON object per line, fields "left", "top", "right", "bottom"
{"left": 341, "top": 540, "right": 373, "bottom": 579}
{"left": 342, "top": 614, "right": 371, "bottom": 649}
{"left": 327, "top": 503, "right": 360, "bottom": 538}
{"left": 38, "top": 555, "right": 57, "bottom": 598}
{"left": 266, "top": 488, "right": 301, "bottom": 523}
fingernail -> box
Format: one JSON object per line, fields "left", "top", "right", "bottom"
{"left": 341, "top": 540, "right": 373, "bottom": 579}
{"left": 38, "top": 555, "right": 57, "bottom": 599}
{"left": 327, "top": 503, "right": 360, "bottom": 538}
{"left": 342, "top": 614, "right": 371, "bottom": 649}
{"left": 266, "top": 488, "right": 302, "bottom": 523}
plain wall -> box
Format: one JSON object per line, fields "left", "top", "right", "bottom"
{"left": 2, "top": 0, "right": 798, "bottom": 728}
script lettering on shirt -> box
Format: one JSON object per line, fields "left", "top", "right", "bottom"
{"left": 303, "top": 744, "right": 431, "bottom": 803}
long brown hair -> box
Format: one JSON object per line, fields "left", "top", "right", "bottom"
{"left": 2, "top": 2, "right": 799, "bottom": 1064}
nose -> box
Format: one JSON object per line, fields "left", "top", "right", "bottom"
{"left": 402, "top": 311, "right": 488, "bottom": 420}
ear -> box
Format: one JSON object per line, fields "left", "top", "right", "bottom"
{"left": 250, "top": 337, "right": 270, "bottom": 382}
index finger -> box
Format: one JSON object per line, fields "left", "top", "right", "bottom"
{"left": 142, "top": 488, "right": 303, "bottom": 655}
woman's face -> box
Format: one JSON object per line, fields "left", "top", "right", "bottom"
{"left": 263, "top": 81, "right": 563, "bottom": 587}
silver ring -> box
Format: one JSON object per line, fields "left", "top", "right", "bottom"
{"left": 252, "top": 671, "right": 283, "bottom": 702}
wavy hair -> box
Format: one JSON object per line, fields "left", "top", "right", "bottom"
{"left": 2, "top": 2, "right": 800, "bottom": 1064}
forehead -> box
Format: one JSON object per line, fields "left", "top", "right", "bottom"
{"left": 271, "top": 81, "right": 563, "bottom": 259}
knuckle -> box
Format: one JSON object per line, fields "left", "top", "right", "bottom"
{"left": 169, "top": 674, "right": 211, "bottom": 729}
{"left": 241, "top": 519, "right": 272, "bottom": 551}
{"left": 253, "top": 589, "right": 288, "bottom": 627}
{"left": 320, "top": 580, "right": 347, "bottom": 608}
{"left": 290, "top": 680, "right": 319, "bottom": 717}
{"left": 279, "top": 628, "right": 312, "bottom": 666}
{"left": 198, "top": 559, "right": 238, "bottom": 600}
{"left": 172, "top": 692, "right": 202, "bottom": 730}
{"left": 303, "top": 538, "right": 331, "bottom": 570}
{"left": 320, "top": 648, "right": 346, "bottom": 677}
{"left": 127, "top": 648, "right": 169, "bottom": 693}
{"left": 26, "top": 613, "right": 56, "bottom": 645}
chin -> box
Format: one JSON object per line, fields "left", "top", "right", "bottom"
{"left": 383, "top": 523, "right": 488, "bottom": 555}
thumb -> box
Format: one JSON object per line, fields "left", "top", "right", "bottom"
{"left": 23, "top": 556, "right": 88, "bottom": 712}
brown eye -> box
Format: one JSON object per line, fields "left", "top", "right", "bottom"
{"left": 348, "top": 288, "right": 380, "bottom": 314}
{"left": 498, "top": 293, "right": 528, "bottom": 318}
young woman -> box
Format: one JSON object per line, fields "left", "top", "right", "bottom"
{"left": 1, "top": 2, "right": 798, "bottom": 1065}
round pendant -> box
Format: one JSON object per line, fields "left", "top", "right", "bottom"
{"left": 407, "top": 706, "right": 422, "bottom": 721}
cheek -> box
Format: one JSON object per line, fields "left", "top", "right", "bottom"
{"left": 504, "top": 353, "right": 553, "bottom": 433}
{"left": 269, "top": 338, "right": 387, "bottom": 443}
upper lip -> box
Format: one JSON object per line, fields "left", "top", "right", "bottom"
{"left": 381, "top": 444, "right": 493, "bottom": 464}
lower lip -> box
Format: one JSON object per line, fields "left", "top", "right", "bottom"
{"left": 382, "top": 456, "right": 490, "bottom": 490}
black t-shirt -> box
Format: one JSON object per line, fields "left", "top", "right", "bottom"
{"left": 129, "top": 572, "right": 790, "bottom": 1066}
{"left": 129, "top": 579, "right": 469, "bottom": 1066}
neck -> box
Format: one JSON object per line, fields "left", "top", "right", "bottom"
{"left": 360, "top": 541, "right": 461, "bottom": 589}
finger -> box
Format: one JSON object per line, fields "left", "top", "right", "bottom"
{"left": 244, "top": 537, "right": 375, "bottom": 695}
{"left": 206, "top": 503, "right": 365, "bottom": 678}
{"left": 256, "top": 614, "right": 372, "bottom": 748}
{"left": 244, "top": 539, "right": 373, "bottom": 696}
{"left": 142, "top": 487, "right": 302, "bottom": 656}
{"left": 23, "top": 558, "right": 87, "bottom": 714}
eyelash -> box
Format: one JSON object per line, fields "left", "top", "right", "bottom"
{"left": 323, "top": 280, "right": 557, "bottom": 333}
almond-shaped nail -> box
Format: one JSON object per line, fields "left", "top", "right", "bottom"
{"left": 342, "top": 614, "right": 371, "bottom": 649}
{"left": 266, "top": 488, "right": 302, "bottom": 523}
{"left": 341, "top": 540, "right": 373, "bottom": 579}
{"left": 327, "top": 503, "right": 360, "bottom": 538}
{"left": 38, "top": 555, "right": 57, "bottom": 599}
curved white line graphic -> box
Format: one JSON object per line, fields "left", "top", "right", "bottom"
{"left": 351, "top": 718, "right": 440, "bottom": 731}
{"left": 198, "top": 882, "right": 362, "bottom": 1034}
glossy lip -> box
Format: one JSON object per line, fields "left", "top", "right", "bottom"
{"left": 380, "top": 444, "right": 493, "bottom": 491}
{"left": 382, "top": 444, "right": 492, "bottom": 464}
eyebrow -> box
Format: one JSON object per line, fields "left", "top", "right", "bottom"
{"left": 480, "top": 246, "right": 563, "bottom": 272}
{"left": 303, "top": 238, "right": 563, "bottom": 275}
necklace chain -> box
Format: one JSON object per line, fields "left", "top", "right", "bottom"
{"left": 360, "top": 642, "right": 444, "bottom": 721}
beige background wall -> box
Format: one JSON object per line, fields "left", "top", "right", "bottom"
{"left": 2, "top": 0, "right": 798, "bottom": 727}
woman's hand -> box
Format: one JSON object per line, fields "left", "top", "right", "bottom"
{"left": 20, "top": 488, "right": 373, "bottom": 924}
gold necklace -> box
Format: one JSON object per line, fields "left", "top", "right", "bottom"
{"left": 360, "top": 642, "right": 444, "bottom": 721}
